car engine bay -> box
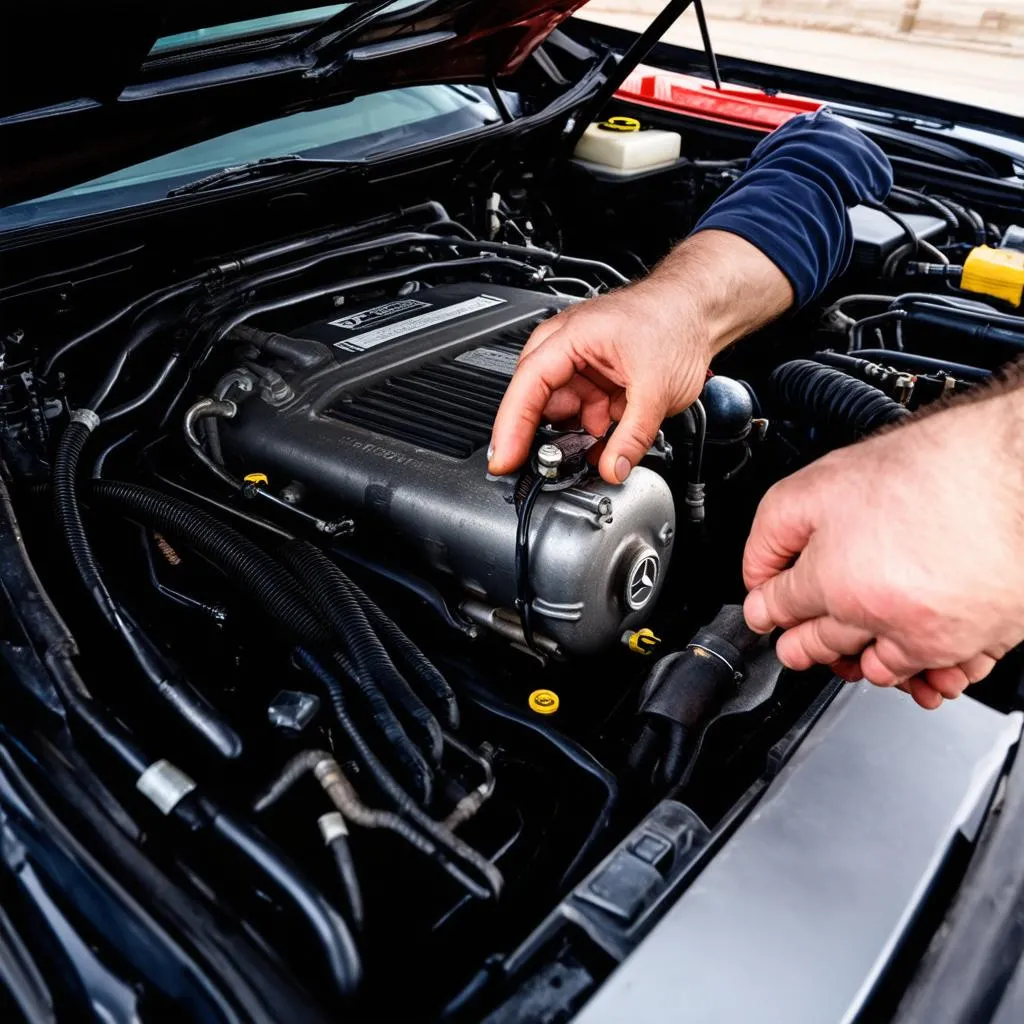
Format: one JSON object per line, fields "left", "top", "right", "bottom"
{"left": 1, "top": 94, "right": 1023, "bottom": 1021}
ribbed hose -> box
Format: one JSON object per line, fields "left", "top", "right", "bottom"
{"left": 88, "top": 480, "right": 433, "bottom": 801}
{"left": 54, "top": 418, "right": 118, "bottom": 623}
{"left": 357, "top": 591, "right": 460, "bottom": 730}
{"left": 281, "top": 541, "right": 446, "bottom": 763}
{"left": 770, "top": 359, "right": 910, "bottom": 441}
{"left": 90, "top": 479, "right": 325, "bottom": 642}
{"left": 296, "top": 649, "right": 503, "bottom": 900}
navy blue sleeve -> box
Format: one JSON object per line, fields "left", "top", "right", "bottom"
{"left": 691, "top": 108, "right": 893, "bottom": 306}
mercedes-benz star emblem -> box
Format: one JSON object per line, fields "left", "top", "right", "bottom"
{"left": 626, "top": 553, "right": 660, "bottom": 611}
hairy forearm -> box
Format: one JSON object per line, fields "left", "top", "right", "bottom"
{"left": 631, "top": 228, "right": 795, "bottom": 356}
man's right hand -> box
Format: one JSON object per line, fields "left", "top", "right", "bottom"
{"left": 488, "top": 230, "right": 794, "bottom": 484}
{"left": 743, "top": 381, "right": 1024, "bottom": 708}
{"left": 487, "top": 277, "right": 712, "bottom": 485}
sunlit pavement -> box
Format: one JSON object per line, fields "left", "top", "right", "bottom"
{"left": 580, "top": 11, "right": 1024, "bottom": 116}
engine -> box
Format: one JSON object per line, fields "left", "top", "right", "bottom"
{"left": 217, "top": 282, "right": 675, "bottom": 655}
{"left": 2, "top": 119, "right": 1023, "bottom": 1023}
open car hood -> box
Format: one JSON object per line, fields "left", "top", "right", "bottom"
{"left": 0, "top": 0, "right": 590, "bottom": 206}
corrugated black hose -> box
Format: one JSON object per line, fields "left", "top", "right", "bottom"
{"left": 770, "top": 359, "right": 910, "bottom": 442}
{"left": 280, "top": 541, "right": 446, "bottom": 766}
{"left": 8, "top": 464, "right": 361, "bottom": 998}
{"left": 88, "top": 479, "right": 433, "bottom": 803}
{"left": 53, "top": 417, "right": 242, "bottom": 759}
{"left": 357, "top": 589, "right": 460, "bottom": 731}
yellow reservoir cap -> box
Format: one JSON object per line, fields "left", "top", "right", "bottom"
{"left": 598, "top": 115, "right": 641, "bottom": 133}
{"left": 961, "top": 246, "right": 1024, "bottom": 307}
{"left": 528, "top": 689, "right": 560, "bottom": 715}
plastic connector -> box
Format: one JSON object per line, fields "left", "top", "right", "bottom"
{"left": 961, "top": 245, "right": 1024, "bottom": 307}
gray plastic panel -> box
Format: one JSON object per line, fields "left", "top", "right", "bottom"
{"left": 575, "top": 683, "right": 1022, "bottom": 1024}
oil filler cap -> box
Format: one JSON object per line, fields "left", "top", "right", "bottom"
{"left": 529, "top": 689, "right": 560, "bottom": 715}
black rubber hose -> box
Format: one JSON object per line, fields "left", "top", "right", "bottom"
{"left": 55, "top": 418, "right": 119, "bottom": 624}
{"left": 207, "top": 806, "right": 362, "bottom": 997}
{"left": 770, "top": 359, "right": 910, "bottom": 441}
{"left": 88, "top": 480, "right": 431, "bottom": 799}
{"left": 54, "top": 424, "right": 241, "bottom": 758}
{"left": 2, "top": 469, "right": 359, "bottom": 996}
{"left": 357, "top": 589, "right": 460, "bottom": 730}
{"left": 0, "top": 468, "right": 151, "bottom": 775}
{"left": 328, "top": 833, "right": 365, "bottom": 933}
{"left": 90, "top": 479, "right": 327, "bottom": 645}
{"left": 281, "top": 541, "right": 444, "bottom": 767}
{"left": 296, "top": 650, "right": 503, "bottom": 900}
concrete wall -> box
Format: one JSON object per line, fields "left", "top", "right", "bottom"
{"left": 584, "top": 0, "right": 1024, "bottom": 52}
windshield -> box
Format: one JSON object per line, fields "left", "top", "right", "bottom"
{"left": 148, "top": 1, "right": 426, "bottom": 57}
{"left": 0, "top": 85, "right": 500, "bottom": 233}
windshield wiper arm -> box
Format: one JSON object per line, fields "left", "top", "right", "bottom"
{"left": 167, "top": 155, "right": 363, "bottom": 198}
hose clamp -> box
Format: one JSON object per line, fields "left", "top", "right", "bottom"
{"left": 318, "top": 811, "right": 349, "bottom": 844}
{"left": 136, "top": 759, "right": 196, "bottom": 815}
{"left": 70, "top": 408, "right": 100, "bottom": 432}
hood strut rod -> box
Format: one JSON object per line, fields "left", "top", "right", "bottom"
{"left": 693, "top": 0, "right": 723, "bottom": 89}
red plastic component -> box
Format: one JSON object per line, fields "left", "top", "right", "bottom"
{"left": 616, "top": 65, "right": 823, "bottom": 133}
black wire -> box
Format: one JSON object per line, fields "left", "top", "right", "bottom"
{"left": 887, "top": 185, "right": 960, "bottom": 236}
{"left": 100, "top": 355, "right": 181, "bottom": 423}
{"left": 514, "top": 475, "right": 545, "bottom": 653}
{"left": 865, "top": 200, "right": 921, "bottom": 259}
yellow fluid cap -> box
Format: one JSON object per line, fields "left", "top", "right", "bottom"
{"left": 961, "top": 245, "right": 1024, "bottom": 307}
{"left": 598, "top": 115, "right": 641, "bottom": 133}
{"left": 528, "top": 689, "right": 560, "bottom": 715}
{"left": 626, "top": 627, "right": 661, "bottom": 655}
{"left": 243, "top": 472, "right": 269, "bottom": 486}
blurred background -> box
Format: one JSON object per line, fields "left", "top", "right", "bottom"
{"left": 579, "top": 0, "right": 1024, "bottom": 115}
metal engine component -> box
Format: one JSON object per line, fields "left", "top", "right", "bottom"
{"left": 219, "top": 283, "right": 676, "bottom": 654}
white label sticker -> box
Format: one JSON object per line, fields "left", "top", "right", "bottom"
{"left": 332, "top": 294, "right": 507, "bottom": 353}
{"left": 454, "top": 345, "right": 520, "bottom": 377}
{"left": 331, "top": 298, "right": 430, "bottom": 331}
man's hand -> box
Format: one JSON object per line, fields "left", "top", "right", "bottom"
{"left": 743, "top": 385, "right": 1024, "bottom": 708}
{"left": 488, "top": 230, "right": 794, "bottom": 484}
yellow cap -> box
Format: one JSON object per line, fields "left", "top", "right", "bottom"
{"left": 961, "top": 245, "right": 1024, "bottom": 307}
{"left": 598, "top": 116, "right": 641, "bottom": 133}
{"left": 243, "top": 472, "right": 269, "bottom": 486}
{"left": 625, "top": 627, "right": 661, "bottom": 655}
{"left": 528, "top": 689, "right": 560, "bottom": 715}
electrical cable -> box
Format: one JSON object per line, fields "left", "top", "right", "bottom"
{"left": 513, "top": 475, "right": 545, "bottom": 653}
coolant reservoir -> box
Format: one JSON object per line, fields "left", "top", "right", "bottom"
{"left": 573, "top": 116, "right": 681, "bottom": 175}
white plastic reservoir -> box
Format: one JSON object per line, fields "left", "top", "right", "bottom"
{"left": 573, "top": 116, "right": 681, "bottom": 175}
